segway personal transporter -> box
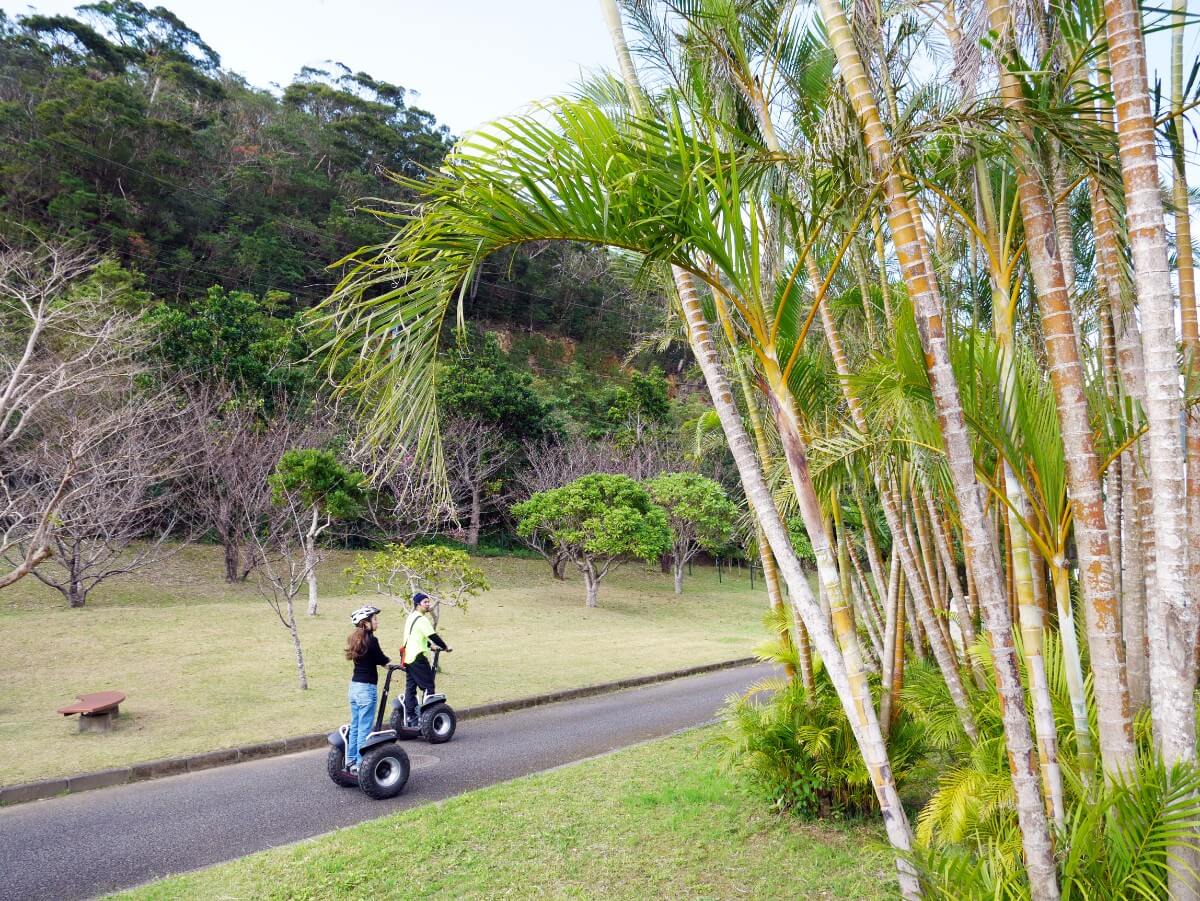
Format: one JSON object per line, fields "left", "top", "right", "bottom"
{"left": 327, "top": 663, "right": 411, "bottom": 799}
{"left": 389, "top": 647, "right": 457, "bottom": 743}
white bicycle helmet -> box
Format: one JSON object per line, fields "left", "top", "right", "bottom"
{"left": 350, "top": 605, "right": 381, "bottom": 626}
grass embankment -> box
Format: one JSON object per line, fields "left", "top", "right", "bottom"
{"left": 0, "top": 546, "right": 768, "bottom": 786}
{"left": 116, "top": 726, "right": 895, "bottom": 900}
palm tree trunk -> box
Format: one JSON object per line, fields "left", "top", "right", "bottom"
{"left": 985, "top": 0, "right": 1137, "bottom": 777}
{"left": 888, "top": 566, "right": 907, "bottom": 728}
{"left": 1171, "top": 0, "right": 1200, "bottom": 678}
{"left": 671, "top": 268, "right": 919, "bottom": 896}
{"left": 809, "top": 257, "right": 976, "bottom": 737}
{"left": 926, "top": 493, "right": 984, "bottom": 686}
{"left": 1104, "top": 0, "right": 1199, "bottom": 772}
{"left": 879, "top": 543, "right": 902, "bottom": 734}
{"left": 1051, "top": 562, "right": 1096, "bottom": 775}
{"left": 1091, "top": 126, "right": 1150, "bottom": 706}
{"left": 594, "top": 9, "right": 917, "bottom": 889}
{"left": 736, "top": 354, "right": 805, "bottom": 686}
{"left": 815, "top": 1, "right": 1058, "bottom": 892}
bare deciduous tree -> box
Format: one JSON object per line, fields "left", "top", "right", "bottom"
{"left": 248, "top": 494, "right": 320, "bottom": 690}
{"left": 507, "top": 434, "right": 683, "bottom": 577}
{"left": 509, "top": 436, "right": 625, "bottom": 578}
{"left": 0, "top": 241, "right": 144, "bottom": 587}
{"left": 8, "top": 389, "right": 192, "bottom": 607}
{"left": 349, "top": 441, "right": 453, "bottom": 545}
{"left": 444, "top": 414, "right": 512, "bottom": 548}
{"left": 181, "top": 383, "right": 328, "bottom": 582}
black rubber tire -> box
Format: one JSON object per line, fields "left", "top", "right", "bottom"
{"left": 388, "top": 705, "right": 420, "bottom": 739}
{"left": 326, "top": 744, "right": 357, "bottom": 787}
{"left": 357, "top": 742, "right": 410, "bottom": 799}
{"left": 420, "top": 703, "right": 457, "bottom": 744}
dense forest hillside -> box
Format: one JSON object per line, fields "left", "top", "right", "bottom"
{"left": 0, "top": 2, "right": 665, "bottom": 363}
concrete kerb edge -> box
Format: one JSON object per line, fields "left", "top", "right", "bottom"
{"left": 0, "top": 656, "right": 756, "bottom": 808}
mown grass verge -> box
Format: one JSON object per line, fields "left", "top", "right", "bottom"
{"left": 0, "top": 546, "right": 769, "bottom": 786}
{"left": 115, "top": 726, "right": 896, "bottom": 900}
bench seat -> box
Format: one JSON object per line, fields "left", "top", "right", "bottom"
{"left": 58, "top": 691, "right": 126, "bottom": 732}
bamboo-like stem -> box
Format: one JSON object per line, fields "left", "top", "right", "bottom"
{"left": 818, "top": 0, "right": 1056, "bottom": 873}
{"left": 984, "top": 0, "right": 1135, "bottom": 780}
{"left": 1104, "top": 0, "right": 1198, "bottom": 777}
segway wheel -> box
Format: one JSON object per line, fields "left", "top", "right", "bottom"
{"left": 358, "top": 742, "right": 410, "bottom": 800}
{"left": 420, "top": 703, "right": 457, "bottom": 744}
{"left": 388, "top": 706, "right": 420, "bottom": 738}
{"left": 326, "top": 745, "right": 357, "bottom": 788}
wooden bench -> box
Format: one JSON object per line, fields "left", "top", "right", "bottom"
{"left": 58, "top": 691, "right": 126, "bottom": 733}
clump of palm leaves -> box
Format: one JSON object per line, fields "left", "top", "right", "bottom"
{"left": 912, "top": 758, "right": 1200, "bottom": 900}
{"left": 902, "top": 632, "right": 1200, "bottom": 898}
{"left": 712, "top": 641, "right": 926, "bottom": 819}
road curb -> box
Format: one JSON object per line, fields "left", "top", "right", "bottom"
{"left": 0, "top": 656, "right": 755, "bottom": 808}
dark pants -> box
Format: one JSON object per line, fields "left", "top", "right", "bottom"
{"left": 403, "top": 655, "right": 436, "bottom": 724}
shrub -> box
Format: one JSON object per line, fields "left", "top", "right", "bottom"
{"left": 713, "top": 664, "right": 927, "bottom": 819}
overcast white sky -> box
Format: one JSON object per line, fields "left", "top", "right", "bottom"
{"left": 9, "top": 0, "right": 1195, "bottom": 139}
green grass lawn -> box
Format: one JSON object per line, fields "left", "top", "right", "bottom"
{"left": 116, "top": 726, "right": 896, "bottom": 900}
{"left": 0, "top": 545, "right": 772, "bottom": 786}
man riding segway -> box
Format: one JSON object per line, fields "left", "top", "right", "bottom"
{"left": 400, "top": 592, "right": 451, "bottom": 732}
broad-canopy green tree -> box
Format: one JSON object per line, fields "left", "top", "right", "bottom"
{"left": 646, "top": 471, "right": 735, "bottom": 594}
{"left": 512, "top": 473, "right": 671, "bottom": 607}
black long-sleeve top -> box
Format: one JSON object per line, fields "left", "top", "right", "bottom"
{"left": 351, "top": 633, "right": 390, "bottom": 684}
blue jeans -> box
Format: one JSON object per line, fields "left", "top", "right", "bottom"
{"left": 346, "top": 681, "right": 378, "bottom": 765}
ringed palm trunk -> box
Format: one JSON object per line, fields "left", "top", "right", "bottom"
{"left": 985, "top": 0, "right": 1137, "bottom": 777}
{"left": 736, "top": 353, "right": 807, "bottom": 686}
{"left": 1171, "top": 0, "right": 1200, "bottom": 667}
{"left": 878, "top": 543, "right": 902, "bottom": 733}
{"left": 672, "top": 269, "right": 920, "bottom": 896}
{"left": 815, "top": 1, "right": 1058, "bottom": 892}
{"left": 925, "top": 492, "right": 985, "bottom": 686}
{"left": 595, "top": 8, "right": 918, "bottom": 891}
{"left": 810, "top": 259, "right": 977, "bottom": 739}
{"left": 1089, "top": 103, "right": 1150, "bottom": 707}
{"left": 1104, "top": 0, "right": 1199, "bottom": 770}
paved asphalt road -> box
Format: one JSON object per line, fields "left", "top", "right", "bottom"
{"left": 0, "top": 662, "right": 771, "bottom": 901}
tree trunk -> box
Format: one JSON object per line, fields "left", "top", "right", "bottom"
{"left": 304, "top": 538, "right": 320, "bottom": 617}
{"left": 287, "top": 601, "right": 308, "bottom": 691}
{"left": 468, "top": 483, "right": 482, "bottom": 548}
{"left": 1104, "top": 0, "right": 1198, "bottom": 771}
{"left": 223, "top": 540, "right": 241, "bottom": 583}
{"left": 551, "top": 552, "right": 567, "bottom": 581}
{"left": 67, "top": 581, "right": 86, "bottom": 609}
{"left": 812, "top": 256, "right": 976, "bottom": 736}
{"left": 598, "top": 8, "right": 916, "bottom": 892}
{"left": 879, "top": 544, "right": 901, "bottom": 735}
{"left": 927, "top": 493, "right": 984, "bottom": 687}
{"left": 1171, "top": 0, "right": 1200, "bottom": 693}
{"left": 582, "top": 564, "right": 599, "bottom": 608}
{"left": 985, "top": 0, "right": 1136, "bottom": 778}
{"left": 735, "top": 351, "right": 803, "bottom": 684}
{"left": 815, "top": 1, "right": 1058, "bottom": 892}
{"left": 1051, "top": 563, "right": 1096, "bottom": 775}
{"left": 672, "top": 267, "right": 919, "bottom": 896}
{"left": 673, "top": 556, "right": 684, "bottom": 594}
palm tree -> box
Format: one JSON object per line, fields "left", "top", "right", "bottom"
{"left": 811, "top": 1, "right": 1058, "bottom": 893}
{"left": 1103, "top": 0, "right": 1198, "bottom": 773}
{"left": 982, "top": 0, "right": 1135, "bottom": 782}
